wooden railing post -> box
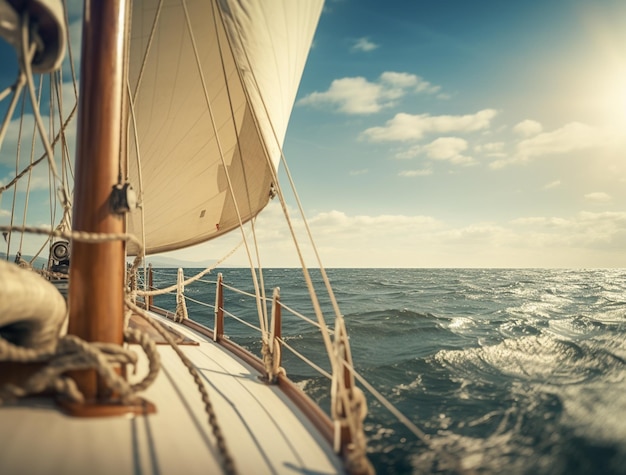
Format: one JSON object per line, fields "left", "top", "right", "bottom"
{"left": 214, "top": 273, "right": 224, "bottom": 341}
{"left": 269, "top": 287, "right": 282, "bottom": 366}
{"left": 147, "top": 264, "right": 153, "bottom": 310}
{"left": 334, "top": 317, "right": 373, "bottom": 474}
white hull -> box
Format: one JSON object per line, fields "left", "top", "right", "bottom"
{"left": 0, "top": 312, "right": 343, "bottom": 475}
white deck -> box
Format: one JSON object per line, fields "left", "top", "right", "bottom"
{"left": 0, "top": 314, "right": 343, "bottom": 474}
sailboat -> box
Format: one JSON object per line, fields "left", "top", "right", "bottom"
{"left": 0, "top": 0, "right": 375, "bottom": 473}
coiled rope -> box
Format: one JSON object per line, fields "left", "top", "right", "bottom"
{"left": 0, "top": 226, "right": 237, "bottom": 475}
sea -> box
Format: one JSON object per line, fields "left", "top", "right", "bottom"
{"left": 150, "top": 267, "right": 626, "bottom": 475}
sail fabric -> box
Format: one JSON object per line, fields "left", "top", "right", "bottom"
{"left": 126, "top": 0, "right": 323, "bottom": 255}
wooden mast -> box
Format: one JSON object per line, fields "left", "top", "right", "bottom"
{"left": 67, "top": 0, "right": 131, "bottom": 405}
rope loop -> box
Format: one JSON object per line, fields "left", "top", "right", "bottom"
{"left": 261, "top": 335, "right": 285, "bottom": 383}
{"left": 0, "top": 323, "right": 161, "bottom": 406}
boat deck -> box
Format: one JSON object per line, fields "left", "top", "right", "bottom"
{"left": 0, "top": 313, "right": 343, "bottom": 474}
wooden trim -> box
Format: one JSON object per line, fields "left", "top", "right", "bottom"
{"left": 276, "top": 373, "right": 334, "bottom": 445}
{"left": 174, "top": 316, "right": 335, "bottom": 447}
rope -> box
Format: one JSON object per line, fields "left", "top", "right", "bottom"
{"left": 175, "top": 268, "right": 189, "bottom": 322}
{"left": 6, "top": 87, "right": 26, "bottom": 259}
{"left": 0, "top": 102, "right": 78, "bottom": 195}
{"left": 349, "top": 363, "right": 463, "bottom": 472}
{"left": 184, "top": 0, "right": 268, "bottom": 339}
{"left": 0, "top": 74, "right": 27, "bottom": 155}
{"left": 0, "top": 224, "right": 144, "bottom": 273}
{"left": 126, "top": 300, "right": 237, "bottom": 475}
{"left": 136, "top": 239, "right": 243, "bottom": 297}
{"left": 0, "top": 327, "right": 159, "bottom": 406}
{"left": 261, "top": 338, "right": 284, "bottom": 383}
{"left": 17, "top": 75, "right": 40, "bottom": 254}
{"left": 20, "top": 11, "right": 62, "bottom": 185}
{"left": 219, "top": 8, "right": 372, "bottom": 465}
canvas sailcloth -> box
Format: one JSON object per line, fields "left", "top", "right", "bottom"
{"left": 127, "top": 0, "right": 324, "bottom": 255}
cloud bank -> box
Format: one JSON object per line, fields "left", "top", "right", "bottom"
{"left": 298, "top": 72, "right": 444, "bottom": 115}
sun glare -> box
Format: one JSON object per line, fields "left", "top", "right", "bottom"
{"left": 582, "top": 6, "right": 626, "bottom": 128}
{"left": 600, "top": 70, "right": 626, "bottom": 126}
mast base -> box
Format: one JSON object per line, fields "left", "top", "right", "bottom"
{"left": 58, "top": 397, "right": 156, "bottom": 418}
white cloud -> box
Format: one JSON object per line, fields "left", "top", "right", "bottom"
{"left": 585, "top": 192, "right": 611, "bottom": 203}
{"left": 351, "top": 37, "right": 378, "bottom": 52}
{"left": 399, "top": 169, "right": 433, "bottom": 177}
{"left": 543, "top": 180, "right": 561, "bottom": 190}
{"left": 169, "top": 203, "right": 626, "bottom": 267}
{"left": 511, "top": 216, "right": 570, "bottom": 227}
{"left": 297, "top": 77, "right": 383, "bottom": 114}
{"left": 490, "top": 122, "right": 609, "bottom": 168}
{"left": 510, "top": 211, "right": 626, "bottom": 251}
{"left": 517, "top": 122, "right": 606, "bottom": 160}
{"left": 475, "top": 141, "right": 507, "bottom": 159}
{"left": 362, "top": 109, "right": 498, "bottom": 142}
{"left": 379, "top": 72, "right": 441, "bottom": 95}
{"left": 513, "top": 119, "right": 543, "bottom": 137}
{"left": 298, "top": 72, "right": 444, "bottom": 115}
{"left": 422, "top": 137, "right": 474, "bottom": 165}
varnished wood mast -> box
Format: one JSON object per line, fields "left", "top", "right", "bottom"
{"left": 68, "top": 0, "right": 130, "bottom": 402}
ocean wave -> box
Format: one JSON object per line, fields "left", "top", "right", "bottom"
{"left": 433, "top": 333, "right": 624, "bottom": 386}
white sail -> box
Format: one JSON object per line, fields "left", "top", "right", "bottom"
{"left": 127, "top": 0, "right": 323, "bottom": 255}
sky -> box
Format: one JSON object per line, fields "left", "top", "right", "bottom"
{"left": 1, "top": 0, "right": 626, "bottom": 268}
{"left": 258, "top": 0, "right": 626, "bottom": 268}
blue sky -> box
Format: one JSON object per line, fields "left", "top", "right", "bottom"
{"left": 259, "top": 0, "right": 626, "bottom": 267}
{"left": 2, "top": 0, "right": 626, "bottom": 268}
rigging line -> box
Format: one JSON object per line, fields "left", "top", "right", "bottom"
{"left": 131, "top": 0, "right": 164, "bottom": 100}
{"left": 18, "top": 75, "right": 44, "bottom": 254}
{"left": 217, "top": 12, "right": 365, "bottom": 444}
{"left": 61, "top": 0, "right": 79, "bottom": 99}
{"left": 208, "top": 0, "right": 269, "bottom": 335}
{"left": 278, "top": 338, "right": 332, "bottom": 380}
{"left": 117, "top": 0, "right": 132, "bottom": 186}
{"left": 137, "top": 239, "right": 243, "bottom": 297}
{"left": 221, "top": 12, "right": 366, "bottom": 453}
{"left": 0, "top": 84, "right": 16, "bottom": 101}
{"left": 6, "top": 88, "right": 27, "bottom": 260}
{"left": 49, "top": 74, "right": 58, "bottom": 229}
{"left": 29, "top": 238, "right": 51, "bottom": 266}
{"left": 250, "top": 218, "right": 270, "bottom": 334}
{"left": 215, "top": 4, "right": 339, "bottom": 321}
{"left": 217, "top": 4, "right": 337, "bottom": 374}
{"left": 0, "top": 102, "right": 77, "bottom": 195}
{"left": 230, "top": 21, "right": 343, "bottom": 324}
{"left": 45, "top": 74, "right": 58, "bottom": 239}
{"left": 20, "top": 11, "right": 62, "bottom": 185}
{"left": 0, "top": 225, "right": 144, "bottom": 259}
{"left": 0, "top": 75, "right": 27, "bottom": 155}
{"left": 209, "top": 1, "right": 270, "bottom": 332}
{"left": 58, "top": 1, "right": 78, "bottom": 213}
{"left": 54, "top": 69, "right": 74, "bottom": 211}
{"left": 348, "top": 364, "right": 462, "bottom": 471}
{"left": 183, "top": 0, "right": 267, "bottom": 335}
{"left": 126, "top": 300, "right": 237, "bottom": 475}
{"left": 126, "top": 79, "right": 148, "bottom": 288}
